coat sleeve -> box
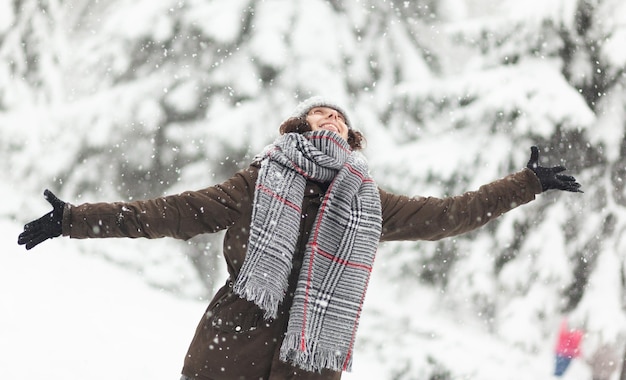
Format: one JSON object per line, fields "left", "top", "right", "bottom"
{"left": 61, "top": 165, "right": 258, "bottom": 240}
{"left": 379, "top": 168, "right": 542, "bottom": 242}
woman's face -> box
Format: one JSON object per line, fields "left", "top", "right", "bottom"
{"left": 305, "top": 107, "right": 349, "bottom": 141}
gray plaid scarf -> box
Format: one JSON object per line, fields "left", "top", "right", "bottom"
{"left": 233, "top": 130, "right": 382, "bottom": 372}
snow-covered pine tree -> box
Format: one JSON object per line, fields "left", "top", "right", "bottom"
{"left": 376, "top": 0, "right": 626, "bottom": 373}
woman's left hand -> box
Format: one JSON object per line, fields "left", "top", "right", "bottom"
{"left": 527, "top": 146, "right": 583, "bottom": 193}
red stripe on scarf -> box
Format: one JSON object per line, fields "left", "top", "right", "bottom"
{"left": 300, "top": 241, "right": 318, "bottom": 351}
{"left": 299, "top": 198, "right": 331, "bottom": 351}
{"left": 299, "top": 165, "right": 342, "bottom": 352}
{"left": 314, "top": 245, "right": 372, "bottom": 271}
{"left": 256, "top": 184, "right": 302, "bottom": 212}
{"left": 308, "top": 133, "right": 351, "bottom": 153}
{"left": 346, "top": 163, "right": 377, "bottom": 183}
{"left": 268, "top": 149, "right": 315, "bottom": 180}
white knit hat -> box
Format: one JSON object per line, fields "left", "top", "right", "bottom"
{"left": 290, "top": 96, "right": 352, "bottom": 129}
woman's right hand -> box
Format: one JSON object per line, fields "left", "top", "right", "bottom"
{"left": 18, "top": 189, "right": 66, "bottom": 250}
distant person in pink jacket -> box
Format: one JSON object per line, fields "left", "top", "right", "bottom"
{"left": 554, "top": 319, "right": 584, "bottom": 376}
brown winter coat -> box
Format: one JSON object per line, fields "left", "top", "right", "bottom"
{"left": 62, "top": 162, "right": 542, "bottom": 380}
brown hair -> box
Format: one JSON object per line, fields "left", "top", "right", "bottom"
{"left": 278, "top": 117, "right": 365, "bottom": 151}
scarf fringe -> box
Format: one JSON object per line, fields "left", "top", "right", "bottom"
{"left": 233, "top": 280, "right": 282, "bottom": 320}
{"left": 279, "top": 332, "right": 353, "bottom": 373}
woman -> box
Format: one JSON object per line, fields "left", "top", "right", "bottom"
{"left": 18, "top": 96, "right": 582, "bottom": 379}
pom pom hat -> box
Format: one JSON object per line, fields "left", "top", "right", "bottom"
{"left": 290, "top": 96, "right": 352, "bottom": 129}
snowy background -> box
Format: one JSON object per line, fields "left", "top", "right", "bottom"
{"left": 1, "top": 0, "right": 626, "bottom": 379}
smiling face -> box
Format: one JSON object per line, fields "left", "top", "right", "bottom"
{"left": 305, "top": 107, "right": 350, "bottom": 141}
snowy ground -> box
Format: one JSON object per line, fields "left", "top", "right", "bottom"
{"left": 0, "top": 219, "right": 203, "bottom": 380}
{"left": 1, "top": 218, "right": 592, "bottom": 380}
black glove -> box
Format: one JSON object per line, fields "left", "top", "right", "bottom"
{"left": 18, "top": 189, "right": 66, "bottom": 250}
{"left": 527, "top": 146, "right": 583, "bottom": 193}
